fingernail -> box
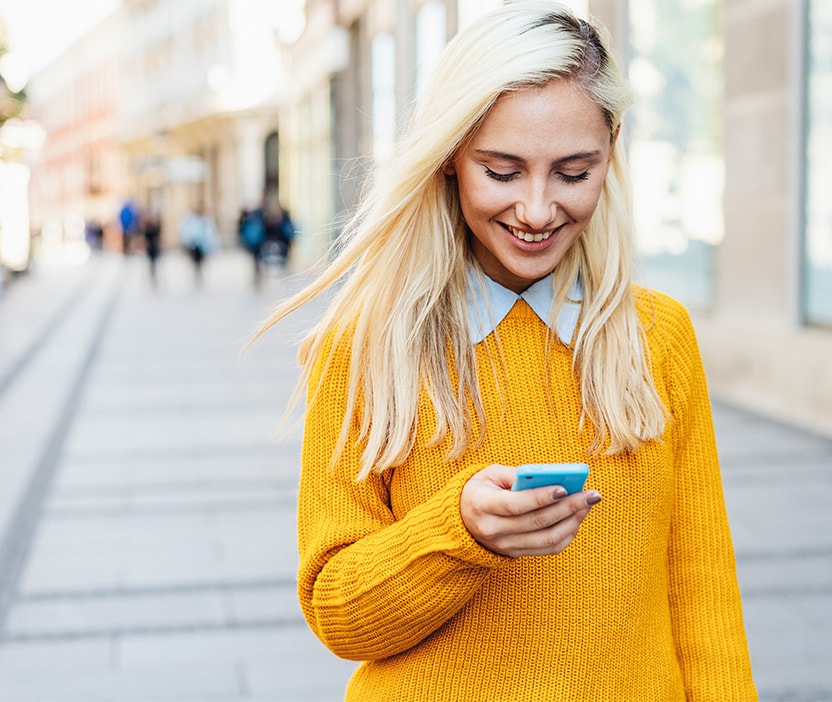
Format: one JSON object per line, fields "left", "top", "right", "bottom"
{"left": 552, "top": 487, "right": 567, "bottom": 499}
{"left": 585, "top": 491, "right": 602, "bottom": 506}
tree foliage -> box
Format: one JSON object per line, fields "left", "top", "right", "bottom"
{"left": 0, "top": 15, "right": 27, "bottom": 128}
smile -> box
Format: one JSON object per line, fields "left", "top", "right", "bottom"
{"left": 504, "top": 223, "right": 554, "bottom": 243}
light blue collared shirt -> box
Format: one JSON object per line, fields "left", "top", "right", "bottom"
{"left": 466, "top": 269, "right": 583, "bottom": 345}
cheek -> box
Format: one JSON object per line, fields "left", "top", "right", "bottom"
{"left": 564, "top": 183, "right": 605, "bottom": 221}
{"left": 457, "top": 176, "right": 506, "bottom": 219}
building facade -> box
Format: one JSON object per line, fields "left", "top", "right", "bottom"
{"left": 695, "top": 0, "right": 832, "bottom": 437}
{"left": 117, "top": 0, "right": 292, "bottom": 248}
{"left": 600, "top": 0, "right": 831, "bottom": 438}
{"left": 25, "top": 10, "right": 125, "bottom": 253}
{"left": 26, "top": 0, "right": 301, "bottom": 251}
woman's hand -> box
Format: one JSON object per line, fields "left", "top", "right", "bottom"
{"left": 460, "top": 464, "right": 602, "bottom": 557}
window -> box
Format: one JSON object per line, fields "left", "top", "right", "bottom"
{"left": 803, "top": 0, "right": 832, "bottom": 326}
{"left": 415, "top": 2, "right": 446, "bottom": 97}
{"left": 628, "top": 0, "right": 723, "bottom": 308}
{"left": 371, "top": 32, "right": 395, "bottom": 165}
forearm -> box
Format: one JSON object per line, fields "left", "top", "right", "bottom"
{"left": 298, "top": 466, "right": 509, "bottom": 660}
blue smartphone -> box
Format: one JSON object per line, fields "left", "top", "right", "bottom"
{"left": 511, "top": 462, "right": 590, "bottom": 493}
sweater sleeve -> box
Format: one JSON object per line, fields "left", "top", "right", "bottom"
{"left": 660, "top": 297, "right": 758, "bottom": 700}
{"left": 296, "top": 336, "right": 511, "bottom": 661}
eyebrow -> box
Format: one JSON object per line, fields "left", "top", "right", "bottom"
{"left": 473, "top": 149, "right": 603, "bottom": 167}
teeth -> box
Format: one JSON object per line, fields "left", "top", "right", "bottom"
{"left": 506, "top": 224, "right": 553, "bottom": 242}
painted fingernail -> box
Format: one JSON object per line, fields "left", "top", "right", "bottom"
{"left": 585, "top": 491, "right": 602, "bottom": 506}
{"left": 552, "top": 487, "right": 567, "bottom": 499}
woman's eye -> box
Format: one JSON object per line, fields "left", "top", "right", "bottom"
{"left": 485, "top": 167, "right": 518, "bottom": 182}
{"left": 558, "top": 171, "right": 590, "bottom": 184}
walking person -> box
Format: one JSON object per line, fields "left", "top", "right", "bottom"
{"left": 118, "top": 200, "right": 140, "bottom": 254}
{"left": 142, "top": 213, "right": 162, "bottom": 288}
{"left": 262, "top": 197, "right": 296, "bottom": 269}
{"left": 179, "top": 204, "right": 219, "bottom": 287}
{"left": 239, "top": 205, "right": 266, "bottom": 287}
{"left": 252, "top": 3, "right": 757, "bottom": 700}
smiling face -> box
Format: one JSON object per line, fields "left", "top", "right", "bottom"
{"left": 447, "top": 79, "right": 615, "bottom": 293}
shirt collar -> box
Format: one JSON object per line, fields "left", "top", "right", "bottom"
{"left": 466, "top": 268, "right": 582, "bottom": 345}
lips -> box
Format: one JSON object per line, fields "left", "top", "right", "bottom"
{"left": 503, "top": 223, "right": 555, "bottom": 243}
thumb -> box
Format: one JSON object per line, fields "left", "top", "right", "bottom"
{"left": 473, "top": 463, "right": 516, "bottom": 491}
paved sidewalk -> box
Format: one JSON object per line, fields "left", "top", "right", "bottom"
{"left": 713, "top": 404, "right": 832, "bottom": 702}
{"left": 0, "top": 249, "right": 829, "bottom": 701}
{"left": 0, "top": 250, "right": 357, "bottom": 701}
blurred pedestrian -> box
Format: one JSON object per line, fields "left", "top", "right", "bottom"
{"left": 251, "top": 3, "right": 757, "bottom": 701}
{"left": 143, "top": 213, "right": 162, "bottom": 288}
{"left": 85, "top": 220, "right": 104, "bottom": 251}
{"left": 118, "top": 200, "right": 140, "bottom": 254}
{"left": 179, "top": 204, "right": 219, "bottom": 287}
{"left": 262, "top": 197, "right": 296, "bottom": 269}
{"left": 238, "top": 205, "right": 266, "bottom": 287}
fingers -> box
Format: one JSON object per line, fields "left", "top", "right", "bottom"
{"left": 460, "top": 465, "right": 602, "bottom": 558}
{"left": 465, "top": 464, "right": 570, "bottom": 517}
{"left": 479, "top": 491, "right": 601, "bottom": 557}
{"left": 460, "top": 465, "right": 601, "bottom": 557}
{"left": 515, "top": 491, "right": 601, "bottom": 556}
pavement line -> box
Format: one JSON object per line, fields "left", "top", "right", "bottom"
{"left": 757, "top": 687, "right": 832, "bottom": 702}
{"left": 62, "top": 442, "right": 297, "bottom": 463}
{"left": 44, "top": 495, "right": 298, "bottom": 518}
{"left": 0, "top": 268, "right": 125, "bottom": 634}
{"left": 0, "top": 617, "right": 308, "bottom": 644}
{"left": 77, "top": 398, "right": 285, "bottom": 416}
{"left": 53, "top": 477, "right": 297, "bottom": 496}
{"left": 0, "top": 270, "right": 92, "bottom": 400}
{"left": 742, "top": 584, "right": 832, "bottom": 599}
{"left": 736, "top": 545, "right": 832, "bottom": 562}
{"left": 17, "top": 577, "right": 298, "bottom": 601}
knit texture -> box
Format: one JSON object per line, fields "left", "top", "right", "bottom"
{"left": 297, "top": 288, "right": 757, "bottom": 701}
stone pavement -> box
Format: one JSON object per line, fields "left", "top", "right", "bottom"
{"left": 0, "top": 248, "right": 829, "bottom": 702}
{"left": 714, "top": 406, "right": 832, "bottom": 702}
{"left": 0, "top": 250, "right": 357, "bottom": 702}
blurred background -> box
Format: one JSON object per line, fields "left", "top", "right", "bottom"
{"left": 0, "top": 0, "right": 830, "bottom": 701}
{"left": 1, "top": 0, "right": 829, "bottom": 434}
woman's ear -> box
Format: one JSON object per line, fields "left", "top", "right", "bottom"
{"left": 442, "top": 160, "right": 456, "bottom": 176}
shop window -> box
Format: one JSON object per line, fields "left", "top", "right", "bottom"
{"left": 628, "top": 0, "right": 723, "bottom": 309}
{"left": 803, "top": 0, "right": 832, "bottom": 326}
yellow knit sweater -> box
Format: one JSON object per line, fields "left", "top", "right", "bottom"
{"left": 297, "top": 289, "right": 757, "bottom": 701}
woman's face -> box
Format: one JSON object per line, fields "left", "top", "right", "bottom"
{"left": 447, "top": 80, "right": 615, "bottom": 293}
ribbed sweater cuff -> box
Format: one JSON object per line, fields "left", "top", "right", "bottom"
{"left": 405, "top": 463, "right": 513, "bottom": 570}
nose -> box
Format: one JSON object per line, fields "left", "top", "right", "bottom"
{"left": 516, "top": 178, "right": 556, "bottom": 230}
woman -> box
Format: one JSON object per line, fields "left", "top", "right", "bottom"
{"left": 254, "top": 3, "right": 757, "bottom": 699}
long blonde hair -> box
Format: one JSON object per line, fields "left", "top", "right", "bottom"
{"left": 253, "top": 1, "right": 666, "bottom": 479}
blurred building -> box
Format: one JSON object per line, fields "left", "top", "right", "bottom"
{"left": 597, "top": 0, "right": 831, "bottom": 439}
{"left": 118, "top": 0, "right": 295, "bottom": 249}
{"left": 25, "top": 10, "right": 125, "bottom": 255}
{"left": 0, "top": 116, "right": 44, "bottom": 276}
{"left": 25, "top": 0, "right": 301, "bottom": 252}
{"left": 708, "top": 0, "right": 832, "bottom": 438}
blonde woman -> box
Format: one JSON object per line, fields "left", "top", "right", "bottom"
{"left": 254, "top": 2, "right": 757, "bottom": 699}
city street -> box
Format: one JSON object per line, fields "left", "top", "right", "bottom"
{"left": 0, "top": 248, "right": 830, "bottom": 702}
